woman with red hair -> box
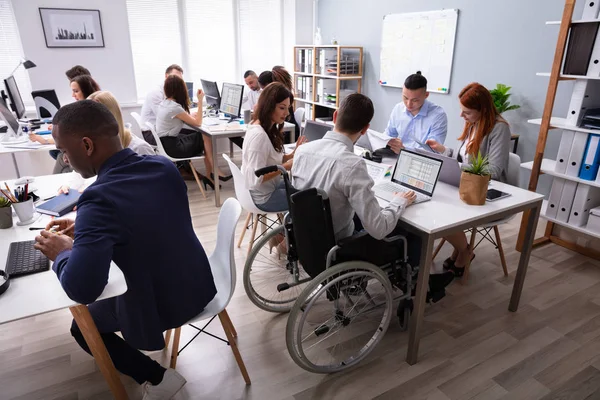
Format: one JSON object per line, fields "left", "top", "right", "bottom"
{"left": 426, "top": 82, "right": 511, "bottom": 275}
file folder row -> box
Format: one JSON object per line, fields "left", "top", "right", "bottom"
{"left": 554, "top": 130, "right": 600, "bottom": 182}
{"left": 546, "top": 178, "right": 600, "bottom": 227}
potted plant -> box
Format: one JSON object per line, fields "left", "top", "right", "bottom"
{"left": 459, "top": 152, "right": 491, "bottom": 205}
{"left": 0, "top": 197, "right": 12, "bottom": 229}
{"left": 490, "top": 84, "right": 520, "bottom": 114}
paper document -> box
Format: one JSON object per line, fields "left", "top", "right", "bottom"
{"left": 364, "top": 158, "right": 393, "bottom": 182}
{"left": 367, "top": 129, "right": 392, "bottom": 150}
{"left": 3, "top": 142, "right": 49, "bottom": 149}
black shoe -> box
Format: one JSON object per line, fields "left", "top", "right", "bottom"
{"left": 429, "top": 271, "right": 455, "bottom": 292}
{"left": 201, "top": 176, "right": 222, "bottom": 190}
{"left": 443, "top": 257, "right": 455, "bottom": 270}
{"left": 210, "top": 172, "right": 232, "bottom": 182}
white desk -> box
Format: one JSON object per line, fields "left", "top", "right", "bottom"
{"left": 0, "top": 134, "right": 56, "bottom": 178}
{"left": 377, "top": 181, "right": 544, "bottom": 364}
{"left": 198, "top": 121, "right": 295, "bottom": 207}
{"left": 0, "top": 174, "right": 129, "bottom": 399}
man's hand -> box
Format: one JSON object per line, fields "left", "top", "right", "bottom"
{"left": 34, "top": 230, "right": 74, "bottom": 261}
{"left": 394, "top": 190, "right": 417, "bottom": 206}
{"left": 425, "top": 139, "right": 446, "bottom": 154}
{"left": 388, "top": 138, "right": 404, "bottom": 154}
{"left": 46, "top": 218, "right": 76, "bottom": 238}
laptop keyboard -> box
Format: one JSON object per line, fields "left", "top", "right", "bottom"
{"left": 375, "top": 182, "right": 430, "bottom": 203}
{"left": 5, "top": 240, "right": 50, "bottom": 278}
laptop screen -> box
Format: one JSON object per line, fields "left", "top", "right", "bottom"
{"left": 392, "top": 149, "right": 443, "bottom": 196}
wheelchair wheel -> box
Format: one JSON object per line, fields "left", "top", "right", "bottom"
{"left": 397, "top": 298, "right": 413, "bottom": 332}
{"left": 286, "top": 261, "right": 394, "bottom": 373}
{"left": 244, "top": 225, "right": 311, "bottom": 313}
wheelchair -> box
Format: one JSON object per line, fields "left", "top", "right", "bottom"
{"left": 243, "top": 165, "right": 418, "bottom": 373}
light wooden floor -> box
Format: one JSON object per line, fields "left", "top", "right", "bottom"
{"left": 3, "top": 158, "right": 600, "bottom": 400}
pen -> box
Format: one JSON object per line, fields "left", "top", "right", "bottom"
{"left": 24, "top": 183, "right": 28, "bottom": 201}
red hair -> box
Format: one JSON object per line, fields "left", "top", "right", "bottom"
{"left": 457, "top": 83, "right": 506, "bottom": 156}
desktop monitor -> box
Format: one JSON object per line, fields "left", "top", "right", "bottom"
{"left": 201, "top": 79, "right": 220, "bottom": 108}
{"left": 4, "top": 75, "right": 26, "bottom": 119}
{"left": 185, "top": 81, "right": 194, "bottom": 100}
{"left": 31, "top": 90, "right": 61, "bottom": 118}
{"left": 0, "top": 96, "right": 22, "bottom": 137}
{"left": 220, "top": 83, "right": 244, "bottom": 118}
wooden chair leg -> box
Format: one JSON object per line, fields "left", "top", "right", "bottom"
{"left": 218, "top": 311, "right": 251, "bottom": 385}
{"left": 493, "top": 225, "right": 509, "bottom": 276}
{"left": 432, "top": 238, "right": 446, "bottom": 260}
{"left": 462, "top": 228, "right": 477, "bottom": 284}
{"left": 169, "top": 327, "right": 182, "bottom": 369}
{"left": 237, "top": 213, "right": 252, "bottom": 248}
{"left": 164, "top": 329, "right": 173, "bottom": 349}
{"left": 189, "top": 161, "right": 207, "bottom": 199}
{"left": 246, "top": 214, "right": 260, "bottom": 257}
{"left": 221, "top": 309, "right": 237, "bottom": 338}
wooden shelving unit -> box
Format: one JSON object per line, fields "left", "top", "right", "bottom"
{"left": 292, "top": 45, "right": 363, "bottom": 121}
{"left": 516, "top": 0, "right": 600, "bottom": 261}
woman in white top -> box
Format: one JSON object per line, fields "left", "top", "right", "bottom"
{"left": 59, "top": 91, "right": 156, "bottom": 193}
{"left": 426, "top": 82, "right": 511, "bottom": 276}
{"left": 242, "top": 82, "right": 306, "bottom": 212}
{"left": 155, "top": 75, "right": 228, "bottom": 189}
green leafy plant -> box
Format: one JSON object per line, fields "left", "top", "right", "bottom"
{"left": 463, "top": 152, "right": 490, "bottom": 176}
{"left": 0, "top": 197, "right": 10, "bottom": 208}
{"left": 490, "top": 84, "right": 520, "bottom": 114}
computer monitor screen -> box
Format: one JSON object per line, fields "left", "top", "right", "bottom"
{"left": 0, "top": 96, "right": 21, "bottom": 135}
{"left": 220, "top": 83, "right": 244, "bottom": 118}
{"left": 185, "top": 81, "right": 193, "bottom": 100}
{"left": 31, "top": 90, "right": 61, "bottom": 118}
{"left": 201, "top": 79, "right": 220, "bottom": 108}
{"left": 392, "top": 149, "right": 442, "bottom": 196}
{"left": 4, "top": 76, "right": 26, "bottom": 119}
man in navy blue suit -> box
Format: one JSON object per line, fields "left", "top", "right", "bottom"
{"left": 34, "top": 100, "right": 216, "bottom": 399}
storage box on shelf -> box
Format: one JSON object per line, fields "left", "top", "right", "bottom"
{"left": 293, "top": 45, "right": 363, "bottom": 121}
{"left": 517, "top": 0, "right": 600, "bottom": 260}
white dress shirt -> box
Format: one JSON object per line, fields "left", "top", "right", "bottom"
{"left": 242, "top": 88, "right": 262, "bottom": 110}
{"left": 241, "top": 124, "right": 285, "bottom": 205}
{"left": 292, "top": 131, "right": 407, "bottom": 241}
{"left": 140, "top": 84, "right": 164, "bottom": 127}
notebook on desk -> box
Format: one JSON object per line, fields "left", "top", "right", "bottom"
{"left": 36, "top": 189, "right": 81, "bottom": 217}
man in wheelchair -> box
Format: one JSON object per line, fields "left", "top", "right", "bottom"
{"left": 291, "top": 93, "right": 455, "bottom": 304}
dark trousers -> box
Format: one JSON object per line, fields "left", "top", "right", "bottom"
{"left": 70, "top": 299, "right": 166, "bottom": 385}
{"left": 142, "top": 130, "right": 157, "bottom": 146}
{"left": 229, "top": 137, "right": 244, "bottom": 149}
{"left": 160, "top": 129, "right": 204, "bottom": 159}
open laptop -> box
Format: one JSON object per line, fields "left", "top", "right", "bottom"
{"left": 286, "top": 120, "right": 331, "bottom": 150}
{"left": 373, "top": 149, "right": 443, "bottom": 204}
{"left": 415, "top": 149, "right": 462, "bottom": 187}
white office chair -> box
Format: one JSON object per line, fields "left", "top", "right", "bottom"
{"left": 433, "top": 152, "right": 521, "bottom": 281}
{"left": 166, "top": 198, "right": 250, "bottom": 384}
{"left": 223, "top": 153, "right": 285, "bottom": 256}
{"left": 129, "top": 112, "right": 145, "bottom": 139}
{"left": 294, "top": 107, "right": 306, "bottom": 135}
{"left": 145, "top": 122, "right": 207, "bottom": 199}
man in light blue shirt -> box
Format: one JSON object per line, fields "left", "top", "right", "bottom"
{"left": 384, "top": 72, "right": 448, "bottom": 154}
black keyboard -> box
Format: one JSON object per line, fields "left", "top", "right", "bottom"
{"left": 5, "top": 240, "right": 50, "bottom": 278}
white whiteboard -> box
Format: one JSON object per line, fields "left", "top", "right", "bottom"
{"left": 379, "top": 9, "right": 459, "bottom": 94}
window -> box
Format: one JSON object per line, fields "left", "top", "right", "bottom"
{"left": 126, "top": 0, "right": 285, "bottom": 100}
{"left": 0, "top": 0, "right": 33, "bottom": 107}
{"left": 126, "top": 0, "right": 183, "bottom": 100}
{"left": 239, "top": 0, "right": 283, "bottom": 76}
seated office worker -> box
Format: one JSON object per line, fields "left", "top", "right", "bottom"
{"left": 292, "top": 94, "right": 454, "bottom": 297}
{"left": 33, "top": 101, "right": 216, "bottom": 399}
{"left": 384, "top": 72, "right": 448, "bottom": 154}
{"left": 242, "top": 82, "right": 306, "bottom": 212}
{"left": 65, "top": 64, "right": 91, "bottom": 80}
{"left": 426, "top": 82, "right": 511, "bottom": 276}
{"left": 156, "top": 75, "right": 230, "bottom": 188}
{"left": 242, "top": 70, "right": 262, "bottom": 110}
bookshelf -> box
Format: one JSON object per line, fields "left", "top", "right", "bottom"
{"left": 293, "top": 45, "right": 363, "bottom": 121}
{"left": 516, "top": 0, "right": 600, "bottom": 261}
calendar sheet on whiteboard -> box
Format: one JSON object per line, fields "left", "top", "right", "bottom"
{"left": 379, "top": 9, "right": 459, "bottom": 94}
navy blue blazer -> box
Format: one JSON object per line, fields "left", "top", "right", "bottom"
{"left": 54, "top": 149, "right": 217, "bottom": 350}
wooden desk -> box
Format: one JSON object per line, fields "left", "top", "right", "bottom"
{"left": 0, "top": 174, "right": 129, "bottom": 399}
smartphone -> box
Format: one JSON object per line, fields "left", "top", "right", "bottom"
{"left": 486, "top": 188, "right": 511, "bottom": 202}
{"left": 412, "top": 138, "right": 439, "bottom": 154}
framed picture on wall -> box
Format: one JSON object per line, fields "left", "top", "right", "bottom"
{"left": 39, "top": 8, "right": 105, "bottom": 48}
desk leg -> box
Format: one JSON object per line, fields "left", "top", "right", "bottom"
{"left": 229, "top": 141, "right": 234, "bottom": 158}
{"left": 509, "top": 202, "right": 541, "bottom": 312}
{"left": 11, "top": 153, "right": 21, "bottom": 178}
{"left": 213, "top": 136, "right": 221, "bottom": 207}
{"left": 70, "top": 305, "right": 128, "bottom": 400}
{"left": 406, "top": 234, "right": 435, "bottom": 365}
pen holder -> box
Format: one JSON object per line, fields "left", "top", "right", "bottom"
{"left": 12, "top": 198, "right": 36, "bottom": 225}
{"left": 0, "top": 206, "right": 12, "bottom": 229}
